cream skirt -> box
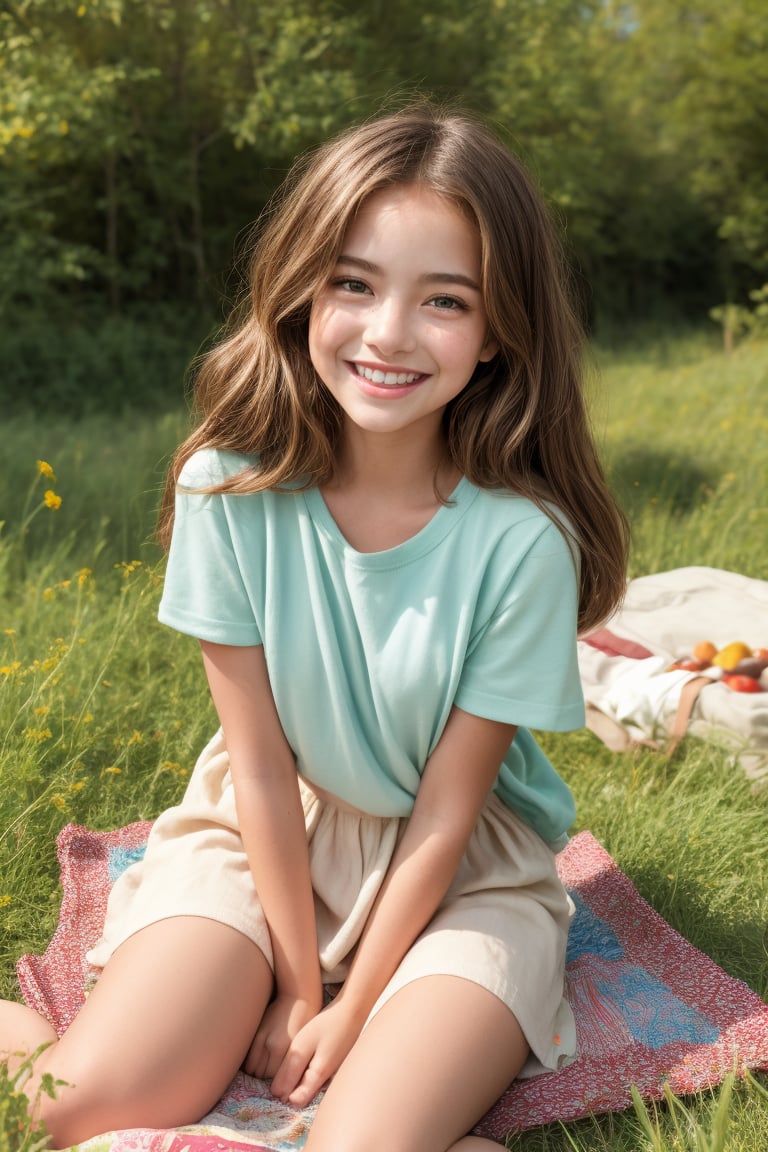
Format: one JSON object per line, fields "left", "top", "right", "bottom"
{"left": 87, "top": 729, "right": 576, "bottom": 1078}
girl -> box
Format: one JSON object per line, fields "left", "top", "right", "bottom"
{"left": 1, "top": 104, "right": 628, "bottom": 1151}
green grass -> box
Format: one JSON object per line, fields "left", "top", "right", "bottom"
{"left": 1, "top": 331, "right": 767, "bottom": 1150}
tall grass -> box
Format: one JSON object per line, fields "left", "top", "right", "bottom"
{"left": 1, "top": 331, "right": 767, "bottom": 1151}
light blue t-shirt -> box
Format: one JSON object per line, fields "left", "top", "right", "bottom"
{"left": 158, "top": 449, "right": 584, "bottom": 846}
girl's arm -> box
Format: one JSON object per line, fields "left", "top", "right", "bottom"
{"left": 271, "top": 705, "right": 517, "bottom": 1105}
{"left": 200, "top": 640, "right": 323, "bottom": 1075}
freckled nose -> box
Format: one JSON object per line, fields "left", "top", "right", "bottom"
{"left": 364, "top": 297, "right": 416, "bottom": 355}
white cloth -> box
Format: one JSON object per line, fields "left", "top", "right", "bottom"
{"left": 578, "top": 567, "right": 768, "bottom": 773}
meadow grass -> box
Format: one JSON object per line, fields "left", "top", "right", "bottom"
{"left": 1, "top": 332, "right": 767, "bottom": 1150}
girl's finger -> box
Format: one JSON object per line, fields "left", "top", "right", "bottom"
{"left": 287, "top": 1058, "right": 329, "bottom": 1108}
{"left": 243, "top": 1037, "right": 265, "bottom": 1078}
{"left": 270, "top": 1038, "right": 313, "bottom": 1099}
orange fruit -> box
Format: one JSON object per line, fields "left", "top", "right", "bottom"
{"left": 711, "top": 641, "right": 753, "bottom": 670}
{"left": 692, "top": 640, "right": 718, "bottom": 663}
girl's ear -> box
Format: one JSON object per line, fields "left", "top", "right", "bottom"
{"left": 478, "top": 334, "right": 500, "bottom": 363}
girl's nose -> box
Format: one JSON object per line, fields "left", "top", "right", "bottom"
{"left": 363, "top": 296, "right": 416, "bottom": 356}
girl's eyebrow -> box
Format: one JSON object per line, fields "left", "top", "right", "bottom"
{"left": 336, "top": 253, "right": 481, "bottom": 292}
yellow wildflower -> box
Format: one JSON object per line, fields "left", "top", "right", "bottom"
{"left": 22, "top": 727, "right": 52, "bottom": 742}
{"left": 104, "top": 766, "right": 122, "bottom": 775}
{"left": 0, "top": 662, "right": 21, "bottom": 676}
{"left": 5, "top": 628, "right": 16, "bottom": 637}
{"left": 43, "top": 587, "right": 55, "bottom": 601}
{"left": 51, "top": 794, "right": 68, "bottom": 812}
{"left": 0, "top": 896, "right": 11, "bottom": 909}
{"left": 44, "top": 490, "right": 62, "bottom": 510}
{"left": 83, "top": 712, "right": 93, "bottom": 723}
{"left": 78, "top": 568, "right": 92, "bottom": 586}
{"left": 37, "top": 460, "right": 56, "bottom": 480}
{"left": 127, "top": 730, "right": 143, "bottom": 745}
{"left": 34, "top": 706, "right": 50, "bottom": 715}
{"left": 59, "top": 119, "right": 69, "bottom": 135}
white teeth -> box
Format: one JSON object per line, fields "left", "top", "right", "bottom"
{"left": 355, "top": 364, "right": 421, "bottom": 385}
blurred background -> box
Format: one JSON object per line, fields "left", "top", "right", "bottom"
{"left": 1, "top": 0, "right": 766, "bottom": 416}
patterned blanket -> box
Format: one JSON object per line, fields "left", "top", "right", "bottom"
{"left": 17, "top": 823, "right": 768, "bottom": 1149}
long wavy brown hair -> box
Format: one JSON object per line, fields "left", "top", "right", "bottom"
{"left": 158, "top": 102, "right": 629, "bottom": 633}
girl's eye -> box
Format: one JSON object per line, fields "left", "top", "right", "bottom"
{"left": 429, "top": 295, "right": 467, "bottom": 311}
{"left": 333, "top": 277, "right": 370, "bottom": 295}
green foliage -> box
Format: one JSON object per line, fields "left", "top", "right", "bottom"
{"left": 0, "top": 1048, "right": 61, "bottom": 1152}
{"left": 0, "top": 303, "right": 210, "bottom": 417}
{"left": 1, "top": 0, "right": 765, "bottom": 341}
{"left": 710, "top": 285, "right": 768, "bottom": 352}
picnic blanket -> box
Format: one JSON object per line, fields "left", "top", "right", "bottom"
{"left": 17, "top": 821, "right": 768, "bottom": 1149}
{"left": 579, "top": 567, "right": 768, "bottom": 776}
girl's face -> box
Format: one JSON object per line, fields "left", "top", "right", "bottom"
{"left": 309, "top": 184, "right": 498, "bottom": 452}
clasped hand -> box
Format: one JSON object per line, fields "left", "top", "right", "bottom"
{"left": 244, "top": 993, "right": 364, "bottom": 1108}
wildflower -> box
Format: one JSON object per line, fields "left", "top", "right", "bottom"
{"left": 44, "top": 490, "right": 62, "bottom": 510}
{"left": 104, "top": 766, "right": 122, "bottom": 775}
{"left": 4, "top": 628, "right": 15, "bottom": 636}
{"left": 78, "top": 568, "right": 92, "bottom": 586}
{"left": 127, "top": 730, "right": 143, "bottom": 745}
{"left": 22, "top": 727, "right": 53, "bottom": 742}
{"left": 0, "top": 661, "right": 21, "bottom": 676}
{"left": 83, "top": 712, "right": 93, "bottom": 723}
{"left": 37, "top": 460, "right": 56, "bottom": 480}
{"left": 0, "top": 896, "right": 11, "bottom": 909}
{"left": 44, "top": 588, "right": 55, "bottom": 602}
{"left": 51, "top": 794, "right": 68, "bottom": 812}
{"left": 34, "top": 706, "right": 50, "bottom": 716}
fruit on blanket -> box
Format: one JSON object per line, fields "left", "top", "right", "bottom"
{"left": 722, "top": 674, "right": 763, "bottom": 693}
{"left": 670, "top": 658, "right": 707, "bottom": 672}
{"left": 693, "top": 640, "right": 718, "bottom": 663}
{"left": 732, "top": 657, "right": 768, "bottom": 679}
{"left": 754, "top": 647, "right": 768, "bottom": 662}
{"left": 712, "top": 642, "right": 752, "bottom": 670}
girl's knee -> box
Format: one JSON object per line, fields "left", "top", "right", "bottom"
{"left": 34, "top": 1051, "right": 139, "bottom": 1149}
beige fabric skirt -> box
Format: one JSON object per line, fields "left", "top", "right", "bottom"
{"left": 87, "top": 729, "right": 576, "bottom": 1078}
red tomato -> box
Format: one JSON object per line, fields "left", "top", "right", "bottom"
{"left": 722, "top": 674, "right": 763, "bottom": 694}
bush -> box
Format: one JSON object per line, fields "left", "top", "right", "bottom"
{"left": 0, "top": 303, "right": 215, "bottom": 417}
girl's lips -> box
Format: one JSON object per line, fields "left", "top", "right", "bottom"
{"left": 348, "top": 361, "right": 429, "bottom": 389}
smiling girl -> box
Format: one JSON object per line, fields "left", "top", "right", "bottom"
{"left": 0, "top": 104, "right": 628, "bottom": 1151}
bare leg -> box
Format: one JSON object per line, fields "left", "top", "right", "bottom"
{"left": 0, "top": 1001, "right": 58, "bottom": 1077}
{"left": 304, "top": 976, "right": 528, "bottom": 1152}
{"left": 26, "top": 917, "right": 273, "bottom": 1149}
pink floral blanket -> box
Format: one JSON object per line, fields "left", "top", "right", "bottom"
{"left": 17, "top": 823, "right": 768, "bottom": 1149}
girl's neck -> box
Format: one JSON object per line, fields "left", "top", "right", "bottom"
{"left": 319, "top": 426, "right": 462, "bottom": 553}
{"left": 329, "top": 425, "right": 458, "bottom": 502}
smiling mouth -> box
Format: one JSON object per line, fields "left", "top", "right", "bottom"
{"left": 352, "top": 362, "right": 428, "bottom": 386}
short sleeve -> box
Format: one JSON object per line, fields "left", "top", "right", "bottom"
{"left": 454, "top": 519, "right": 584, "bottom": 730}
{"left": 157, "top": 451, "right": 262, "bottom": 646}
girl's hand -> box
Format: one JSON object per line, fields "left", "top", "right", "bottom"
{"left": 244, "top": 993, "right": 321, "bottom": 1080}
{"left": 269, "top": 997, "right": 364, "bottom": 1107}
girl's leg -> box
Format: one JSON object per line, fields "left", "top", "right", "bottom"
{"left": 305, "top": 975, "right": 529, "bottom": 1152}
{"left": 0, "top": 1001, "right": 58, "bottom": 1071}
{"left": 29, "top": 916, "right": 273, "bottom": 1149}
